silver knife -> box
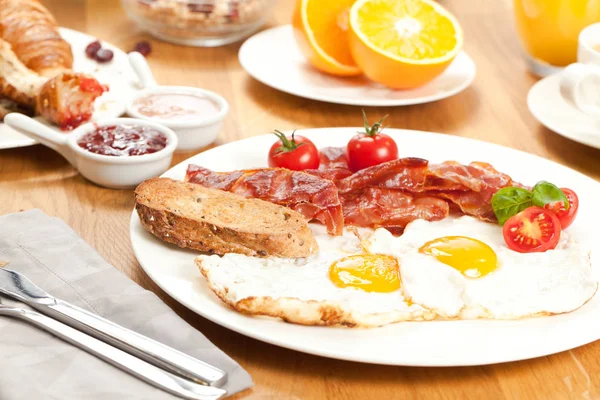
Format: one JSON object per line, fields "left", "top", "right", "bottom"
{"left": 0, "top": 268, "right": 227, "bottom": 387}
{"left": 0, "top": 301, "right": 226, "bottom": 400}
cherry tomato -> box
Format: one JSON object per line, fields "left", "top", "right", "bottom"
{"left": 503, "top": 206, "right": 561, "bottom": 253}
{"left": 543, "top": 188, "right": 579, "bottom": 229}
{"left": 268, "top": 130, "right": 319, "bottom": 171}
{"left": 346, "top": 112, "right": 398, "bottom": 172}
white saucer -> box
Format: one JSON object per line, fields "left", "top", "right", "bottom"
{"left": 0, "top": 28, "right": 138, "bottom": 150}
{"left": 528, "top": 73, "right": 600, "bottom": 149}
{"left": 239, "top": 25, "right": 476, "bottom": 107}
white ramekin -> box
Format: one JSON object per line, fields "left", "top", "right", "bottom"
{"left": 126, "top": 86, "right": 228, "bottom": 152}
{"left": 4, "top": 114, "right": 177, "bottom": 189}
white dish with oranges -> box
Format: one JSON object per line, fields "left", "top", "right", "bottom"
{"left": 239, "top": 25, "right": 475, "bottom": 107}
{"left": 130, "top": 127, "right": 600, "bottom": 366}
{"left": 239, "top": 0, "right": 474, "bottom": 106}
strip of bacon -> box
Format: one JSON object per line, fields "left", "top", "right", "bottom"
{"left": 319, "top": 146, "right": 349, "bottom": 170}
{"left": 337, "top": 157, "right": 442, "bottom": 193}
{"left": 304, "top": 147, "right": 353, "bottom": 182}
{"left": 334, "top": 158, "right": 517, "bottom": 223}
{"left": 339, "top": 158, "right": 513, "bottom": 195}
{"left": 186, "top": 155, "right": 518, "bottom": 234}
{"left": 185, "top": 165, "right": 345, "bottom": 236}
{"left": 430, "top": 191, "right": 496, "bottom": 222}
{"left": 341, "top": 188, "right": 449, "bottom": 234}
{"left": 304, "top": 168, "right": 352, "bottom": 182}
{"left": 424, "top": 162, "right": 521, "bottom": 221}
{"left": 427, "top": 161, "right": 514, "bottom": 196}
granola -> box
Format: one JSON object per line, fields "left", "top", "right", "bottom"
{"left": 123, "top": 0, "right": 272, "bottom": 42}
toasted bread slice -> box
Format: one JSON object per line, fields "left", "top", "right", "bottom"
{"left": 135, "top": 178, "right": 319, "bottom": 258}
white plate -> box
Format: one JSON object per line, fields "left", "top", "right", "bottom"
{"left": 238, "top": 25, "right": 476, "bottom": 107}
{"left": 130, "top": 128, "right": 600, "bottom": 366}
{"left": 0, "top": 27, "right": 138, "bottom": 150}
{"left": 528, "top": 73, "right": 600, "bottom": 149}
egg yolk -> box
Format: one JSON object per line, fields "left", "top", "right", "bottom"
{"left": 329, "top": 254, "right": 400, "bottom": 293}
{"left": 419, "top": 236, "right": 497, "bottom": 278}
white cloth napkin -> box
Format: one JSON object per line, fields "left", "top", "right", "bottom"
{"left": 0, "top": 209, "right": 252, "bottom": 399}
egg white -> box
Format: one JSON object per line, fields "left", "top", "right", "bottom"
{"left": 197, "top": 215, "right": 596, "bottom": 326}
{"left": 363, "top": 216, "right": 598, "bottom": 319}
{"left": 196, "top": 225, "right": 434, "bottom": 327}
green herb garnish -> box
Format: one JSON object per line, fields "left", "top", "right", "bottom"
{"left": 491, "top": 181, "right": 568, "bottom": 225}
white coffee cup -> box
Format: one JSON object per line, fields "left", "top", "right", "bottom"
{"left": 560, "top": 23, "right": 600, "bottom": 117}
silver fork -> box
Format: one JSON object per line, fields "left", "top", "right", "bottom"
{"left": 0, "top": 298, "right": 227, "bottom": 400}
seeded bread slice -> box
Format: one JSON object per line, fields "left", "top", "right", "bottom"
{"left": 134, "top": 178, "right": 319, "bottom": 258}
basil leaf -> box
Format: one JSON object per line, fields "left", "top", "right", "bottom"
{"left": 491, "top": 187, "right": 533, "bottom": 225}
{"left": 531, "top": 181, "right": 569, "bottom": 210}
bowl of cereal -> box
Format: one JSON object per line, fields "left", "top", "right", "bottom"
{"left": 122, "top": 0, "right": 277, "bottom": 47}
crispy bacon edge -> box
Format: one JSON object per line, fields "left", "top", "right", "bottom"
{"left": 185, "top": 164, "right": 345, "bottom": 236}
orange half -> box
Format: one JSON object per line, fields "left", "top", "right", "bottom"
{"left": 349, "top": 0, "right": 463, "bottom": 89}
{"left": 292, "top": 0, "right": 362, "bottom": 77}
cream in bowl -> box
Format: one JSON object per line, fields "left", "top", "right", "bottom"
{"left": 4, "top": 114, "right": 177, "bottom": 189}
{"left": 126, "top": 52, "right": 229, "bottom": 152}
{"left": 132, "top": 92, "right": 221, "bottom": 121}
{"left": 127, "top": 86, "right": 228, "bottom": 152}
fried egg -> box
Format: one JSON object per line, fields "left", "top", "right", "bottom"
{"left": 197, "top": 216, "right": 596, "bottom": 326}
{"left": 196, "top": 225, "right": 435, "bottom": 327}
{"left": 363, "top": 216, "right": 597, "bottom": 319}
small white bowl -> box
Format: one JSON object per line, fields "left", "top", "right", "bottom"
{"left": 126, "top": 85, "right": 228, "bottom": 152}
{"left": 4, "top": 114, "right": 177, "bottom": 189}
{"left": 126, "top": 52, "right": 228, "bottom": 152}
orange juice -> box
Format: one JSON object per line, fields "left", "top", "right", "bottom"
{"left": 514, "top": 0, "right": 600, "bottom": 67}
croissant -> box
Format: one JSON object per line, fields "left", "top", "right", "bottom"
{"left": 0, "top": 1, "right": 107, "bottom": 129}
{"left": 0, "top": 38, "right": 46, "bottom": 108}
{"left": 36, "top": 72, "right": 107, "bottom": 130}
{"left": 0, "top": 0, "right": 73, "bottom": 77}
{"left": 0, "top": 38, "right": 106, "bottom": 129}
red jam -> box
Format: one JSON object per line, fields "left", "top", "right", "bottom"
{"left": 77, "top": 124, "right": 168, "bottom": 156}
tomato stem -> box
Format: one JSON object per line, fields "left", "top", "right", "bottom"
{"left": 361, "top": 110, "right": 389, "bottom": 137}
{"left": 272, "top": 130, "right": 304, "bottom": 154}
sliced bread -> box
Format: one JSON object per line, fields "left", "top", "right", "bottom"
{"left": 134, "top": 178, "right": 318, "bottom": 258}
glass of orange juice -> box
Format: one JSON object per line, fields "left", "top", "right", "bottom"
{"left": 513, "top": 0, "right": 600, "bottom": 76}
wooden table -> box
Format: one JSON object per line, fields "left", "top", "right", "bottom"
{"left": 3, "top": 0, "right": 600, "bottom": 398}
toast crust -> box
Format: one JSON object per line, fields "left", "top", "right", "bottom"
{"left": 135, "top": 178, "right": 318, "bottom": 258}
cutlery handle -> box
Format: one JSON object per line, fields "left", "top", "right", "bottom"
{"left": 5, "top": 307, "right": 226, "bottom": 400}
{"left": 37, "top": 300, "right": 227, "bottom": 386}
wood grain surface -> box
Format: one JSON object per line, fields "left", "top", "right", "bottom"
{"left": 2, "top": 0, "right": 600, "bottom": 399}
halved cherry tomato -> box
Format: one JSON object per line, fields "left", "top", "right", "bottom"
{"left": 503, "top": 206, "right": 561, "bottom": 253}
{"left": 544, "top": 188, "right": 579, "bottom": 229}
{"left": 346, "top": 112, "right": 398, "bottom": 172}
{"left": 268, "top": 130, "right": 320, "bottom": 171}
